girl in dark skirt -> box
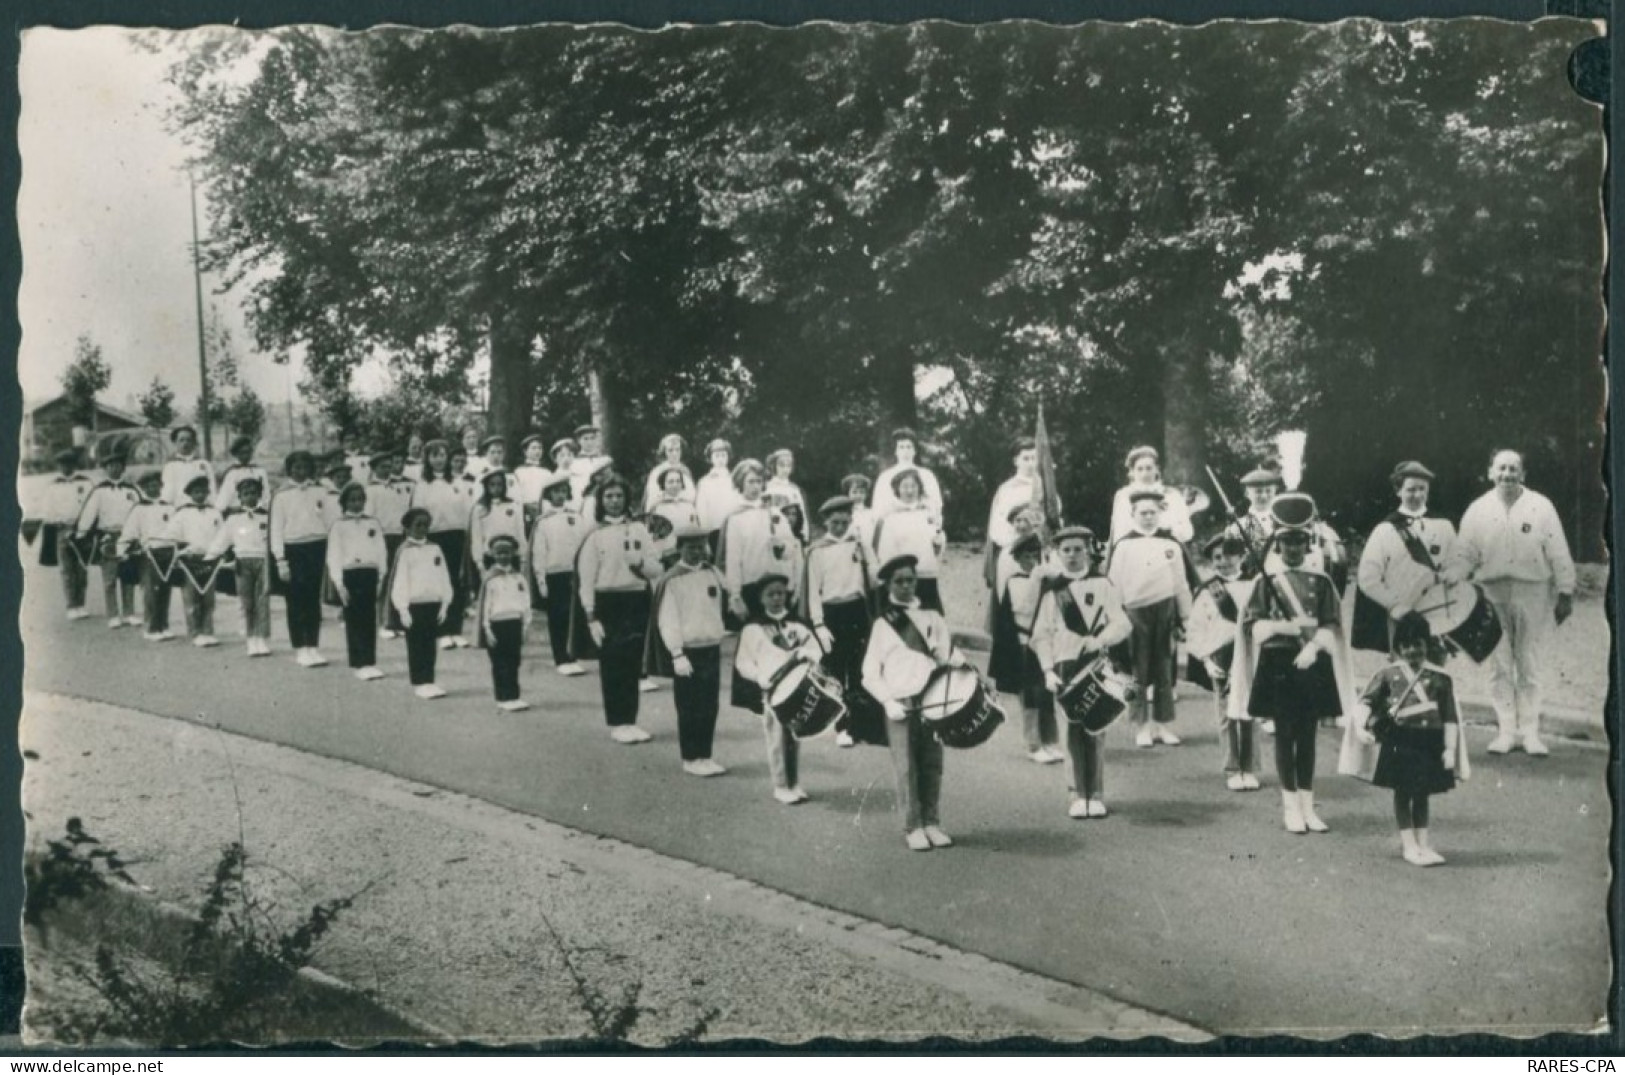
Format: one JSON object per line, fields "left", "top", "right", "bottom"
{"left": 1361, "top": 612, "right": 1462, "bottom": 866}
{"left": 1236, "top": 513, "right": 1347, "bottom": 835}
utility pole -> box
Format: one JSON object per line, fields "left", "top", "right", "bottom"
{"left": 189, "top": 172, "right": 213, "bottom": 460}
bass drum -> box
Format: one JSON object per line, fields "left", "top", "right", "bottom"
{"left": 1413, "top": 580, "right": 1503, "bottom": 664}
{"left": 916, "top": 667, "right": 1005, "bottom": 750}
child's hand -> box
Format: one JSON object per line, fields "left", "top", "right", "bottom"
{"left": 336, "top": 586, "right": 351, "bottom": 607}
{"left": 884, "top": 700, "right": 908, "bottom": 722}
{"left": 537, "top": 581, "right": 548, "bottom": 599}
{"left": 436, "top": 605, "right": 448, "bottom": 625}
{"left": 1442, "top": 749, "right": 1455, "bottom": 771}
{"left": 1292, "top": 644, "right": 1320, "bottom": 670}
{"left": 401, "top": 611, "right": 413, "bottom": 628}
{"left": 672, "top": 655, "right": 694, "bottom": 678}
{"left": 1044, "top": 670, "right": 1063, "bottom": 693}
{"left": 588, "top": 620, "right": 606, "bottom": 645}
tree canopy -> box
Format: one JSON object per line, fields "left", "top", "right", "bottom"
{"left": 158, "top": 19, "right": 1606, "bottom": 553}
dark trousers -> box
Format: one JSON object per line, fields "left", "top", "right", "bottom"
{"left": 674, "top": 645, "right": 721, "bottom": 760}
{"left": 404, "top": 602, "right": 441, "bottom": 685}
{"left": 341, "top": 567, "right": 380, "bottom": 668}
{"left": 56, "top": 530, "right": 88, "bottom": 609}
{"left": 429, "top": 531, "right": 468, "bottom": 637}
{"left": 1127, "top": 597, "right": 1179, "bottom": 725}
{"left": 380, "top": 536, "right": 404, "bottom": 630}
{"left": 487, "top": 618, "right": 524, "bottom": 701}
{"left": 596, "top": 589, "right": 650, "bottom": 727}
{"left": 141, "top": 549, "right": 174, "bottom": 634}
{"left": 1066, "top": 723, "right": 1105, "bottom": 800}
{"left": 544, "top": 571, "right": 575, "bottom": 664}
{"left": 284, "top": 540, "right": 326, "bottom": 648}
{"left": 1274, "top": 714, "right": 1319, "bottom": 792}
{"left": 820, "top": 598, "right": 869, "bottom": 690}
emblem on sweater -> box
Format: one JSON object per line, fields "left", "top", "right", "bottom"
{"left": 708, "top": 585, "right": 718, "bottom": 597}
{"left": 433, "top": 556, "right": 441, "bottom": 566}
{"left": 1521, "top": 523, "right": 1532, "bottom": 533}
{"left": 1165, "top": 549, "right": 1175, "bottom": 560}
{"left": 368, "top": 528, "right": 376, "bottom": 538}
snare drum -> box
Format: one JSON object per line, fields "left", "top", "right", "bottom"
{"left": 1414, "top": 580, "right": 1503, "bottom": 664}
{"left": 768, "top": 660, "right": 848, "bottom": 740}
{"left": 1058, "top": 657, "right": 1140, "bottom": 735}
{"left": 915, "top": 666, "right": 1005, "bottom": 749}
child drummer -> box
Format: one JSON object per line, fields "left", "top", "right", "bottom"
{"left": 645, "top": 525, "right": 729, "bottom": 776}
{"left": 205, "top": 475, "right": 274, "bottom": 656}
{"left": 802, "top": 496, "right": 877, "bottom": 747}
{"left": 1030, "top": 526, "right": 1132, "bottom": 820}
{"left": 168, "top": 474, "right": 225, "bottom": 647}
{"left": 733, "top": 573, "right": 824, "bottom": 804}
{"left": 989, "top": 524, "right": 1063, "bottom": 765}
{"left": 118, "top": 468, "right": 177, "bottom": 642}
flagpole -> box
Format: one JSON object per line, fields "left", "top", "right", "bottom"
{"left": 189, "top": 171, "right": 213, "bottom": 460}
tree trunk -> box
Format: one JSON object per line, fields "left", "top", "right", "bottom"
{"left": 586, "top": 364, "right": 617, "bottom": 459}
{"left": 1160, "top": 332, "right": 1207, "bottom": 488}
{"left": 879, "top": 352, "right": 918, "bottom": 447}
{"left": 487, "top": 316, "right": 536, "bottom": 456}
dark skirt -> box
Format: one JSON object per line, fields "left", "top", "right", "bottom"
{"left": 1247, "top": 646, "right": 1342, "bottom": 720}
{"left": 988, "top": 596, "right": 1024, "bottom": 693}
{"left": 731, "top": 666, "right": 763, "bottom": 713}
{"left": 1372, "top": 725, "right": 1455, "bottom": 795}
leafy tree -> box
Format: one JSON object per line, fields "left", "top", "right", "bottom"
{"left": 223, "top": 387, "right": 267, "bottom": 444}
{"left": 60, "top": 335, "right": 112, "bottom": 429}
{"left": 137, "top": 377, "right": 177, "bottom": 429}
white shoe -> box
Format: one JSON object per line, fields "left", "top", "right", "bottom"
{"left": 1522, "top": 735, "right": 1549, "bottom": 757}
{"left": 379, "top": 628, "right": 397, "bottom": 640}
{"left": 452, "top": 636, "right": 472, "bottom": 649}
{"left": 498, "top": 699, "right": 531, "bottom": 712}
{"left": 1487, "top": 733, "right": 1517, "bottom": 755}
{"left": 1226, "top": 774, "right": 1246, "bottom": 792}
{"left": 1299, "top": 790, "right": 1329, "bottom": 833}
{"left": 557, "top": 662, "right": 586, "bottom": 677}
{"left": 703, "top": 759, "right": 728, "bottom": 776}
{"left": 1155, "top": 726, "right": 1181, "bottom": 746}
{"left": 638, "top": 678, "right": 661, "bottom": 693}
{"left": 905, "top": 829, "right": 932, "bottom": 851}
{"left": 414, "top": 684, "right": 447, "bottom": 700}
{"left": 1068, "top": 798, "right": 1090, "bottom": 819}
{"left": 1029, "top": 748, "right": 1053, "bottom": 764}
{"left": 1241, "top": 773, "right": 1261, "bottom": 791}
{"left": 124, "top": 616, "right": 143, "bottom": 628}
{"left": 66, "top": 609, "right": 89, "bottom": 621}
{"left": 1282, "top": 790, "right": 1307, "bottom": 834}
{"left": 437, "top": 636, "right": 456, "bottom": 651}
{"left": 1135, "top": 727, "right": 1155, "bottom": 748}
{"left": 835, "top": 731, "right": 856, "bottom": 748}
{"left": 683, "top": 760, "right": 711, "bottom": 777}
{"left": 197, "top": 635, "right": 219, "bottom": 648}
{"left": 1087, "top": 799, "right": 1109, "bottom": 818}
{"left": 143, "top": 631, "right": 165, "bottom": 642}
{"left": 790, "top": 785, "right": 810, "bottom": 803}
{"left": 1260, "top": 720, "right": 1276, "bottom": 736}
{"left": 305, "top": 650, "right": 328, "bottom": 667}
{"left": 923, "top": 825, "right": 952, "bottom": 848}
{"left": 773, "top": 787, "right": 802, "bottom": 805}
{"left": 158, "top": 630, "right": 177, "bottom": 641}
{"left": 355, "top": 666, "right": 385, "bottom": 681}
{"left": 294, "top": 648, "right": 315, "bottom": 666}
{"left": 108, "top": 617, "right": 123, "bottom": 629}
{"left": 192, "top": 635, "right": 210, "bottom": 648}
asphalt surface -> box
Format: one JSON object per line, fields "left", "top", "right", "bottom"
{"left": 20, "top": 568, "right": 1612, "bottom": 1038}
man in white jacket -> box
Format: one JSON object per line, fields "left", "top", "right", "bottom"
{"left": 1451, "top": 449, "right": 1577, "bottom": 756}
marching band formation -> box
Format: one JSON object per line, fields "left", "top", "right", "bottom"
{"left": 36, "top": 421, "right": 1578, "bottom": 862}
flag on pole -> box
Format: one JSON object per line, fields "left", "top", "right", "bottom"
{"left": 1031, "top": 401, "right": 1063, "bottom": 535}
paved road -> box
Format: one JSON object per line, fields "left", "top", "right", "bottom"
{"left": 19, "top": 569, "right": 1611, "bottom": 1037}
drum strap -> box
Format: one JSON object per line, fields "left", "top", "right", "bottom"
{"left": 1388, "top": 512, "right": 1439, "bottom": 572}
{"left": 1265, "top": 571, "right": 1313, "bottom": 624}
{"left": 1054, "top": 583, "right": 1104, "bottom": 638}
{"left": 883, "top": 607, "right": 935, "bottom": 661}
{"left": 1201, "top": 577, "right": 1238, "bottom": 621}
